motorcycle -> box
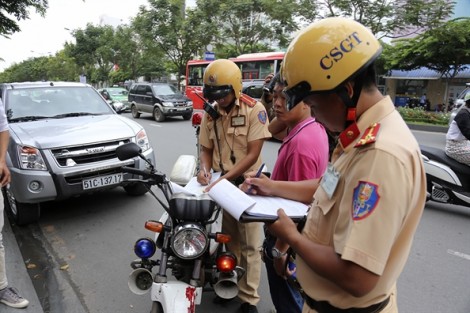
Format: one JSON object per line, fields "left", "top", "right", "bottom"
{"left": 116, "top": 142, "right": 245, "bottom": 313}
{"left": 420, "top": 145, "right": 470, "bottom": 207}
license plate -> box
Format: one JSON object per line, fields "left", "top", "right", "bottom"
{"left": 82, "top": 173, "right": 123, "bottom": 190}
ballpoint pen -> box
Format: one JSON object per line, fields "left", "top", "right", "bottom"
{"left": 247, "top": 163, "right": 265, "bottom": 194}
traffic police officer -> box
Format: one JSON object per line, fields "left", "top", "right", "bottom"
{"left": 197, "top": 59, "right": 271, "bottom": 313}
{"left": 267, "top": 17, "right": 426, "bottom": 313}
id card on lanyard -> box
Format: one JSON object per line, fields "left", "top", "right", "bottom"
{"left": 320, "top": 163, "right": 340, "bottom": 199}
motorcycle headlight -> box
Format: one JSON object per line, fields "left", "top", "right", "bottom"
{"left": 17, "top": 145, "right": 47, "bottom": 170}
{"left": 171, "top": 223, "right": 208, "bottom": 259}
{"left": 134, "top": 129, "right": 150, "bottom": 152}
{"left": 134, "top": 238, "right": 156, "bottom": 259}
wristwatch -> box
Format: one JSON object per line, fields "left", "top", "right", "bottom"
{"left": 271, "top": 247, "right": 288, "bottom": 259}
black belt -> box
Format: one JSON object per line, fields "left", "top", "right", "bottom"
{"left": 302, "top": 293, "right": 390, "bottom": 313}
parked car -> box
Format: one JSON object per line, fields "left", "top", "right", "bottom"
{"left": 128, "top": 82, "right": 193, "bottom": 122}
{"left": 242, "top": 80, "right": 264, "bottom": 101}
{"left": 98, "top": 86, "right": 130, "bottom": 112}
{"left": 449, "top": 83, "right": 470, "bottom": 125}
{"left": 0, "top": 82, "right": 155, "bottom": 225}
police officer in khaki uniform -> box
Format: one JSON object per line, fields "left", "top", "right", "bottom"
{"left": 197, "top": 59, "right": 271, "bottom": 313}
{"left": 266, "top": 17, "right": 426, "bottom": 313}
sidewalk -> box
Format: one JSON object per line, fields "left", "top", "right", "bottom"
{"left": 3, "top": 210, "right": 44, "bottom": 313}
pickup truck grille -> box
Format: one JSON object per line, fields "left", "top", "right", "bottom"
{"left": 174, "top": 101, "right": 188, "bottom": 107}
{"left": 52, "top": 139, "right": 131, "bottom": 166}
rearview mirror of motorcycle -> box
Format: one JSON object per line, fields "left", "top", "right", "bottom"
{"left": 116, "top": 142, "right": 142, "bottom": 160}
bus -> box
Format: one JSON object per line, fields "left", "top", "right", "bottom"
{"left": 185, "top": 52, "right": 284, "bottom": 110}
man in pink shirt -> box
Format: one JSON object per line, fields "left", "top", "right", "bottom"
{"left": 255, "top": 74, "right": 329, "bottom": 313}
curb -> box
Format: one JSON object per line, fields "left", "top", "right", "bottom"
{"left": 406, "top": 123, "right": 448, "bottom": 133}
{"left": 2, "top": 209, "right": 44, "bottom": 313}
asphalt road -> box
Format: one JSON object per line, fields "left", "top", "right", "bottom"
{"left": 9, "top": 113, "right": 470, "bottom": 313}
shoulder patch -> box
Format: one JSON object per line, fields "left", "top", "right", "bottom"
{"left": 240, "top": 93, "right": 257, "bottom": 107}
{"left": 355, "top": 123, "right": 380, "bottom": 148}
{"left": 352, "top": 181, "right": 380, "bottom": 221}
{"left": 258, "top": 111, "right": 267, "bottom": 124}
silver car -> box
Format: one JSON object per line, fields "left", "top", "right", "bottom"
{"left": 0, "top": 82, "right": 155, "bottom": 225}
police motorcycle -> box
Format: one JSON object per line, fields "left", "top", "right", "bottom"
{"left": 420, "top": 145, "right": 470, "bottom": 208}
{"left": 116, "top": 143, "right": 245, "bottom": 313}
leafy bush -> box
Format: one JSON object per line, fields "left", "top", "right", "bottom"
{"left": 396, "top": 107, "right": 450, "bottom": 126}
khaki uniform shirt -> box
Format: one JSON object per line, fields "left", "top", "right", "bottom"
{"left": 297, "top": 96, "right": 426, "bottom": 309}
{"left": 199, "top": 97, "right": 271, "bottom": 173}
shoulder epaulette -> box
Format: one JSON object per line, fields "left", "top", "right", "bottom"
{"left": 354, "top": 123, "right": 381, "bottom": 148}
{"left": 240, "top": 94, "right": 257, "bottom": 108}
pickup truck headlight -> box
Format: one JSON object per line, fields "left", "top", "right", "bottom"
{"left": 17, "top": 146, "right": 47, "bottom": 170}
{"left": 187, "top": 101, "right": 193, "bottom": 107}
{"left": 162, "top": 101, "right": 174, "bottom": 107}
{"left": 135, "top": 129, "right": 150, "bottom": 152}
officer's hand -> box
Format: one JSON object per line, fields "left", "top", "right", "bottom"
{"left": 267, "top": 209, "right": 298, "bottom": 243}
{"left": 197, "top": 169, "right": 211, "bottom": 186}
{"left": 203, "top": 176, "right": 222, "bottom": 193}
{"left": 240, "top": 172, "right": 271, "bottom": 195}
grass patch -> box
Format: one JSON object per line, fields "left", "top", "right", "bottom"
{"left": 396, "top": 107, "right": 450, "bottom": 126}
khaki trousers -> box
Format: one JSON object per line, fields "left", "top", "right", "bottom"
{"left": 222, "top": 211, "right": 262, "bottom": 305}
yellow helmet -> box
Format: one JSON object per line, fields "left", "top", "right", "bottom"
{"left": 282, "top": 17, "right": 382, "bottom": 108}
{"left": 203, "top": 59, "right": 242, "bottom": 101}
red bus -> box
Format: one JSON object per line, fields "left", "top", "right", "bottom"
{"left": 185, "top": 52, "right": 284, "bottom": 110}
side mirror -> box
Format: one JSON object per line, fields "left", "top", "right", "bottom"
{"left": 116, "top": 142, "right": 141, "bottom": 160}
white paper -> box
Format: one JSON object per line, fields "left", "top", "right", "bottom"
{"left": 246, "top": 195, "right": 309, "bottom": 218}
{"left": 208, "top": 178, "right": 256, "bottom": 220}
{"left": 171, "top": 172, "right": 221, "bottom": 196}
{"left": 207, "top": 178, "right": 309, "bottom": 222}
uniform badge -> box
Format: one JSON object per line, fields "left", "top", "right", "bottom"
{"left": 209, "top": 74, "right": 216, "bottom": 84}
{"left": 352, "top": 181, "right": 380, "bottom": 220}
{"left": 258, "top": 111, "right": 267, "bottom": 124}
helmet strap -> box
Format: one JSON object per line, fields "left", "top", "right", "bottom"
{"left": 337, "top": 79, "right": 364, "bottom": 128}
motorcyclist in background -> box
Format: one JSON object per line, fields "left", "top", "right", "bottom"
{"left": 445, "top": 92, "right": 470, "bottom": 166}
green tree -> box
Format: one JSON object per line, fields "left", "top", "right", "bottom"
{"left": 67, "top": 24, "right": 118, "bottom": 84}
{"left": 383, "top": 17, "right": 470, "bottom": 109}
{"left": 134, "top": 0, "right": 210, "bottom": 88}
{"left": 0, "top": 0, "right": 48, "bottom": 37}
{"left": 195, "top": 0, "right": 301, "bottom": 56}
{"left": 297, "top": 0, "right": 454, "bottom": 39}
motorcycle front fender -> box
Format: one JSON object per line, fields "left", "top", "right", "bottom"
{"left": 151, "top": 281, "right": 203, "bottom": 313}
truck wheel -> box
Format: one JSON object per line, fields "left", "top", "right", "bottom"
{"left": 2, "top": 187, "right": 40, "bottom": 226}
{"left": 131, "top": 105, "right": 141, "bottom": 118}
{"left": 153, "top": 108, "right": 165, "bottom": 122}
{"left": 124, "top": 183, "right": 149, "bottom": 196}
{"left": 150, "top": 302, "right": 163, "bottom": 313}
{"left": 182, "top": 113, "right": 192, "bottom": 120}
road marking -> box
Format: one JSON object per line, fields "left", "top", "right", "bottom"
{"left": 447, "top": 249, "right": 470, "bottom": 261}
{"left": 150, "top": 124, "right": 162, "bottom": 127}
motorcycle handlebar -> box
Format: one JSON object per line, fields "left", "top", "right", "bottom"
{"left": 122, "top": 166, "right": 166, "bottom": 183}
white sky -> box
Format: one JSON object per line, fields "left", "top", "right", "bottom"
{"left": 0, "top": 0, "right": 194, "bottom": 72}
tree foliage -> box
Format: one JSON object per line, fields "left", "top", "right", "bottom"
{"left": 133, "top": 0, "right": 210, "bottom": 88}
{"left": 0, "top": 0, "right": 48, "bottom": 37}
{"left": 0, "top": 0, "right": 463, "bottom": 89}
{"left": 383, "top": 18, "right": 470, "bottom": 77}
{"left": 297, "top": 0, "right": 454, "bottom": 39}
{"left": 195, "top": 0, "right": 301, "bottom": 55}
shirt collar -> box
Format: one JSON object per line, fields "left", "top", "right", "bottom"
{"left": 338, "top": 96, "right": 394, "bottom": 151}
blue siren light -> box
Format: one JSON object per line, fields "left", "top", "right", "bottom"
{"left": 134, "top": 238, "right": 156, "bottom": 259}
